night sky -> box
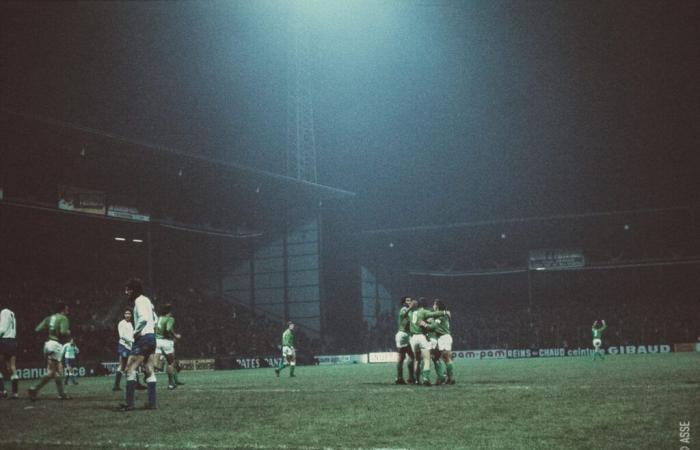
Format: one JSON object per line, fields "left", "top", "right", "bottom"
{"left": 2, "top": 0, "right": 699, "bottom": 229}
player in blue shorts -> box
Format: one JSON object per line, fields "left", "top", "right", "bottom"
{"left": 112, "top": 309, "right": 147, "bottom": 392}
{"left": 114, "top": 310, "right": 132, "bottom": 390}
{"left": 116, "top": 279, "right": 158, "bottom": 411}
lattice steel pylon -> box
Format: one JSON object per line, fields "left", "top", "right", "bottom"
{"left": 286, "top": 7, "right": 318, "bottom": 183}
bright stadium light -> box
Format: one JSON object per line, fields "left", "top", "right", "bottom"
{"left": 114, "top": 237, "right": 126, "bottom": 241}
{"left": 132, "top": 239, "right": 143, "bottom": 243}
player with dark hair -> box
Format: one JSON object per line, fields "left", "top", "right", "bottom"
{"left": 113, "top": 309, "right": 133, "bottom": 391}
{"left": 156, "top": 303, "right": 182, "bottom": 390}
{"left": 592, "top": 320, "right": 607, "bottom": 361}
{"left": 275, "top": 322, "right": 296, "bottom": 377}
{"left": 0, "top": 305, "right": 19, "bottom": 399}
{"left": 426, "top": 299, "right": 455, "bottom": 384}
{"left": 113, "top": 308, "right": 147, "bottom": 391}
{"left": 28, "top": 302, "right": 71, "bottom": 400}
{"left": 410, "top": 297, "right": 449, "bottom": 386}
{"left": 117, "top": 278, "right": 158, "bottom": 411}
{"left": 394, "top": 296, "right": 415, "bottom": 384}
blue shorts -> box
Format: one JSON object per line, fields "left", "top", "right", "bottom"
{"left": 64, "top": 357, "right": 75, "bottom": 368}
{"left": 131, "top": 334, "right": 156, "bottom": 358}
{"left": 0, "top": 338, "right": 17, "bottom": 358}
{"left": 117, "top": 344, "right": 131, "bottom": 359}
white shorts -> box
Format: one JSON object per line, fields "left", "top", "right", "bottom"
{"left": 395, "top": 331, "right": 410, "bottom": 349}
{"left": 429, "top": 337, "right": 438, "bottom": 351}
{"left": 437, "top": 334, "right": 453, "bottom": 352}
{"left": 44, "top": 340, "right": 63, "bottom": 361}
{"left": 282, "top": 346, "right": 296, "bottom": 359}
{"left": 409, "top": 334, "right": 430, "bottom": 353}
{"left": 157, "top": 338, "right": 175, "bottom": 356}
{"left": 593, "top": 339, "right": 602, "bottom": 348}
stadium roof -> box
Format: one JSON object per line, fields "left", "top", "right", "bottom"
{"left": 1, "top": 108, "right": 355, "bottom": 201}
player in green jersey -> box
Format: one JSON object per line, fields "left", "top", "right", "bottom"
{"left": 425, "top": 320, "right": 445, "bottom": 384}
{"left": 409, "top": 298, "right": 449, "bottom": 386}
{"left": 394, "top": 296, "right": 415, "bottom": 385}
{"left": 28, "top": 302, "right": 72, "bottom": 401}
{"left": 155, "top": 303, "right": 182, "bottom": 390}
{"left": 592, "top": 320, "right": 606, "bottom": 361}
{"left": 275, "top": 322, "right": 296, "bottom": 377}
{"left": 425, "top": 299, "right": 455, "bottom": 384}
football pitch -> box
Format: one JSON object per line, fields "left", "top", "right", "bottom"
{"left": 1, "top": 353, "right": 697, "bottom": 449}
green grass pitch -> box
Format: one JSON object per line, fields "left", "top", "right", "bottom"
{"left": 1, "top": 353, "right": 698, "bottom": 449}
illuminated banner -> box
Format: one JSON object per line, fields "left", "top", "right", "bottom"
{"left": 318, "top": 354, "right": 368, "bottom": 365}
{"left": 451, "top": 349, "right": 507, "bottom": 360}
{"left": 101, "top": 362, "right": 120, "bottom": 374}
{"left": 370, "top": 345, "right": 673, "bottom": 364}
{"left": 15, "top": 366, "right": 88, "bottom": 380}
{"left": 368, "top": 352, "right": 398, "bottom": 363}
{"left": 107, "top": 204, "right": 150, "bottom": 222}
{"left": 529, "top": 249, "right": 585, "bottom": 270}
{"left": 215, "top": 355, "right": 317, "bottom": 370}
{"left": 506, "top": 345, "right": 672, "bottom": 358}
{"left": 100, "top": 359, "right": 215, "bottom": 373}
{"left": 58, "top": 185, "right": 106, "bottom": 215}
{"left": 673, "top": 343, "right": 696, "bottom": 353}
{"left": 176, "top": 358, "right": 215, "bottom": 371}
{"left": 606, "top": 344, "right": 671, "bottom": 355}
{"left": 369, "top": 350, "right": 508, "bottom": 363}
{"left": 237, "top": 357, "right": 279, "bottom": 369}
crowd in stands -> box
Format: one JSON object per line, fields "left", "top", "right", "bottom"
{"left": 1, "top": 278, "right": 119, "bottom": 364}
{"left": 367, "top": 273, "right": 700, "bottom": 352}
{"left": 0, "top": 276, "right": 314, "bottom": 365}
{"left": 2, "top": 267, "right": 698, "bottom": 363}
{"left": 158, "top": 287, "right": 317, "bottom": 359}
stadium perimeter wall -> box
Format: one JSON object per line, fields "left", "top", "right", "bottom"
{"left": 11, "top": 343, "right": 696, "bottom": 380}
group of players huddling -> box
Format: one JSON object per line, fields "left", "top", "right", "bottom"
{"left": 395, "top": 296, "right": 456, "bottom": 386}
{"left": 1, "top": 282, "right": 612, "bottom": 404}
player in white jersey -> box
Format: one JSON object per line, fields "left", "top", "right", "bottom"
{"left": 0, "top": 307, "right": 19, "bottom": 398}
{"left": 116, "top": 279, "right": 158, "bottom": 411}
{"left": 112, "top": 309, "right": 147, "bottom": 392}
{"left": 62, "top": 338, "right": 80, "bottom": 385}
{"left": 114, "top": 309, "right": 135, "bottom": 391}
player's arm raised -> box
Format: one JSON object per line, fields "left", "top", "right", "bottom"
{"left": 35, "top": 316, "right": 50, "bottom": 332}
{"left": 423, "top": 310, "right": 449, "bottom": 320}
